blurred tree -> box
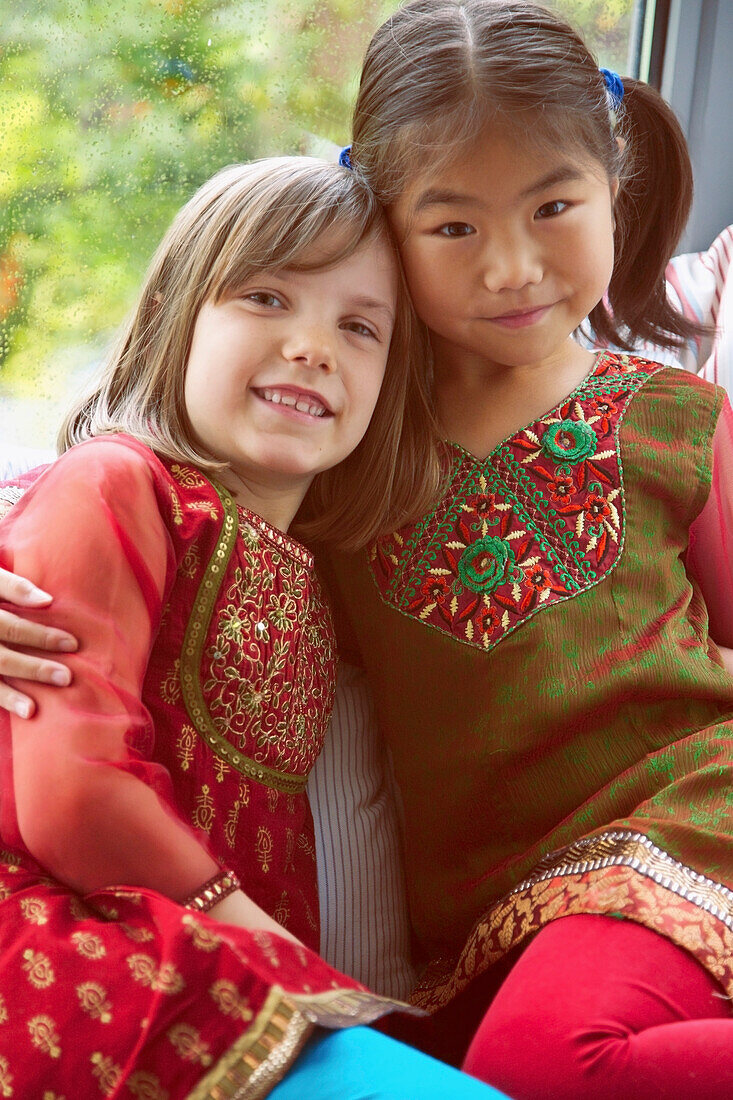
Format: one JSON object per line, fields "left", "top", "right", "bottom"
{"left": 0, "top": 0, "right": 635, "bottom": 417}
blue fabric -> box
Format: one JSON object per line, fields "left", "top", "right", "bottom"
{"left": 270, "top": 1025, "right": 511, "bottom": 1099}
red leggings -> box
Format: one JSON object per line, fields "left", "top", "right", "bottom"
{"left": 463, "top": 914, "right": 733, "bottom": 1099}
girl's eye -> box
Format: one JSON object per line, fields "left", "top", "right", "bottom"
{"left": 343, "top": 321, "right": 378, "bottom": 340}
{"left": 244, "top": 291, "right": 284, "bottom": 308}
{"left": 535, "top": 200, "right": 569, "bottom": 219}
{"left": 436, "top": 222, "right": 475, "bottom": 238}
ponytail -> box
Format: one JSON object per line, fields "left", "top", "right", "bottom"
{"left": 590, "top": 78, "right": 706, "bottom": 351}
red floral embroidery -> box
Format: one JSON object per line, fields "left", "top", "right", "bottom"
{"left": 370, "top": 353, "right": 663, "bottom": 651}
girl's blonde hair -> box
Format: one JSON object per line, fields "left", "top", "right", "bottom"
{"left": 61, "top": 157, "right": 440, "bottom": 550}
{"left": 352, "top": 0, "right": 702, "bottom": 352}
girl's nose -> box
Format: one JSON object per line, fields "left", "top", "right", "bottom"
{"left": 282, "top": 325, "right": 337, "bottom": 373}
{"left": 481, "top": 238, "right": 543, "bottom": 293}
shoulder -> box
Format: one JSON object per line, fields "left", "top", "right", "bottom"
{"left": 602, "top": 351, "right": 725, "bottom": 413}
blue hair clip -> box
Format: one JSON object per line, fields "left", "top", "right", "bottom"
{"left": 600, "top": 68, "right": 624, "bottom": 107}
{"left": 339, "top": 145, "right": 353, "bottom": 170}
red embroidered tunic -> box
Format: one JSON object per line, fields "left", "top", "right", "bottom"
{"left": 0, "top": 434, "right": 396, "bottom": 1098}
{"left": 327, "top": 352, "right": 733, "bottom": 1012}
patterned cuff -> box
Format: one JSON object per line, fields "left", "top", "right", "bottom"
{"left": 183, "top": 870, "right": 241, "bottom": 913}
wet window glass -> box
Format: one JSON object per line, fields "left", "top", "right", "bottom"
{"left": 0, "top": 0, "right": 648, "bottom": 448}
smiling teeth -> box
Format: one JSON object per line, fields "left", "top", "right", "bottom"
{"left": 261, "top": 388, "right": 326, "bottom": 417}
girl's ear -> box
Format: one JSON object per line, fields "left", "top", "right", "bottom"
{"left": 610, "top": 175, "right": 620, "bottom": 203}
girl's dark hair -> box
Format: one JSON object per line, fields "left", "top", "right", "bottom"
{"left": 352, "top": 0, "right": 701, "bottom": 351}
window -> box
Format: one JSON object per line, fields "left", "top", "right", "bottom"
{"left": 0, "top": 0, "right": 660, "bottom": 447}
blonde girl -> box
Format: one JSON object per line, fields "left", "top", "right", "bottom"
{"left": 0, "top": 157, "right": 503, "bottom": 1099}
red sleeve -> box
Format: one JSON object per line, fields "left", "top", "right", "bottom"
{"left": 0, "top": 438, "right": 219, "bottom": 898}
{"left": 687, "top": 395, "right": 733, "bottom": 648}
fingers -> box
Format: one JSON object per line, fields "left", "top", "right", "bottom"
{"left": 0, "top": 566, "right": 53, "bottom": 607}
{"left": 0, "top": 609, "right": 77, "bottom": 654}
{"left": 0, "top": 681, "right": 37, "bottom": 719}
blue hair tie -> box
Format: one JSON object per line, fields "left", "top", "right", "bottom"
{"left": 339, "top": 145, "right": 353, "bottom": 170}
{"left": 600, "top": 68, "right": 624, "bottom": 107}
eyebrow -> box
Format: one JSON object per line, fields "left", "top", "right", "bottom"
{"left": 412, "top": 166, "right": 587, "bottom": 213}
{"left": 347, "top": 296, "right": 395, "bottom": 323}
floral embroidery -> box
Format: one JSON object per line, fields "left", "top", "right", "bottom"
{"left": 457, "top": 535, "right": 516, "bottom": 594}
{"left": 542, "top": 417, "right": 597, "bottom": 463}
{"left": 370, "top": 353, "right": 662, "bottom": 652}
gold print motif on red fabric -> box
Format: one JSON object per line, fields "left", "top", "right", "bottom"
{"left": 19, "top": 896, "right": 49, "bottom": 925}
{"left": 90, "top": 1052, "right": 122, "bottom": 1095}
{"left": 22, "top": 948, "right": 55, "bottom": 989}
{"left": 77, "top": 982, "right": 113, "bottom": 1023}
{"left": 209, "top": 979, "right": 254, "bottom": 1021}
{"left": 167, "top": 1023, "right": 212, "bottom": 1067}
{"left": 0, "top": 1057, "right": 12, "bottom": 1098}
{"left": 0, "top": 995, "right": 7, "bottom": 1024}
{"left": 370, "top": 353, "right": 662, "bottom": 652}
{"left": 126, "top": 954, "right": 185, "bottom": 996}
{"left": 127, "top": 1071, "right": 169, "bottom": 1100}
{"left": 28, "top": 1015, "right": 61, "bottom": 1058}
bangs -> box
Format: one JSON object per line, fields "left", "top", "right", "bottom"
{"left": 365, "top": 99, "right": 614, "bottom": 205}
{"left": 205, "top": 162, "right": 387, "bottom": 302}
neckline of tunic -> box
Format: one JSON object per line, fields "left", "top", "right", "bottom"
{"left": 443, "top": 349, "right": 609, "bottom": 466}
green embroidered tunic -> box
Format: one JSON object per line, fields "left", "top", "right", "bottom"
{"left": 328, "top": 352, "right": 733, "bottom": 1010}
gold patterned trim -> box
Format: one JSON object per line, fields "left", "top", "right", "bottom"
{"left": 513, "top": 830, "right": 733, "bottom": 930}
{"left": 412, "top": 829, "right": 733, "bottom": 1010}
{"left": 184, "top": 990, "right": 311, "bottom": 1100}
{"left": 179, "top": 483, "right": 307, "bottom": 795}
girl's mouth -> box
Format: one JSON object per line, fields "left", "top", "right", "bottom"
{"left": 254, "top": 387, "right": 333, "bottom": 420}
{"left": 487, "top": 305, "right": 553, "bottom": 329}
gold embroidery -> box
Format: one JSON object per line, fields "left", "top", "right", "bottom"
{"left": 297, "top": 833, "right": 316, "bottom": 862}
{"left": 19, "top": 896, "right": 48, "bottom": 925}
{"left": 160, "top": 659, "right": 182, "bottom": 706}
{"left": 224, "top": 797, "right": 243, "bottom": 848}
{"left": 193, "top": 784, "right": 215, "bottom": 832}
{"left": 77, "top": 981, "right": 112, "bottom": 1023}
{"left": 171, "top": 464, "right": 205, "bottom": 489}
{"left": 43, "top": 1093, "right": 65, "bottom": 1100}
{"left": 256, "top": 826, "right": 273, "bottom": 873}
{"left": 213, "top": 755, "right": 229, "bottom": 782}
{"left": 266, "top": 787, "right": 279, "bottom": 814}
{"left": 22, "top": 948, "right": 54, "bottom": 989}
{"left": 182, "top": 913, "right": 222, "bottom": 952}
{"left": 0, "top": 994, "right": 7, "bottom": 1024}
{"left": 126, "top": 954, "right": 185, "bottom": 996}
{"left": 284, "top": 830, "right": 295, "bottom": 874}
{"left": 176, "top": 724, "right": 196, "bottom": 771}
{"left": 70, "top": 931, "right": 106, "bottom": 959}
{"left": 181, "top": 542, "right": 200, "bottom": 579}
{"left": 412, "top": 830, "right": 733, "bottom": 1011}
{"left": 0, "top": 883, "right": 10, "bottom": 901}
{"left": 28, "top": 1015, "right": 61, "bottom": 1059}
{"left": 179, "top": 483, "right": 332, "bottom": 794}
{"left": 187, "top": 499, "right": 219, "bottom": 520}
{"left": 69, "top": 896, "right": 92, "bottom": 921}
{"left": 167, "top": 1023, "right": 212, "bottom": 1066}
{"left": 0, "top": 1055, "right": 12, "bottom": 1098}
{"left": 252, "top": 930, "right": 280, "bottom": 969}
{"left": 90, "top": 1052, "right": 122, "bottom": 1095}
{"left": 120, "top": 921, "right": 155, "bottom": 943}
{"left": 209, "top": 979, "right": 253, "bottom": 1021}
{"left": 273, "top": 891, "right": 290, "bottom": 929}
{"left": 169, "top": 484, "right": 183, "bottom": 526}
{"left": 127, "top": 1070, "right": 169, "bottom": 1099}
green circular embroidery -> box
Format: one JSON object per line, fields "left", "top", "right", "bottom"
{"left": 542, "top": 419, "right": 597, "bottom": 464}
{"left": 457, "top": 536, "right": 514, "bottom": 594}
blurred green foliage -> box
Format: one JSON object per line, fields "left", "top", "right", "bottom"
{"left": 0, "top": 0, "right": 635, "bottom": 399}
